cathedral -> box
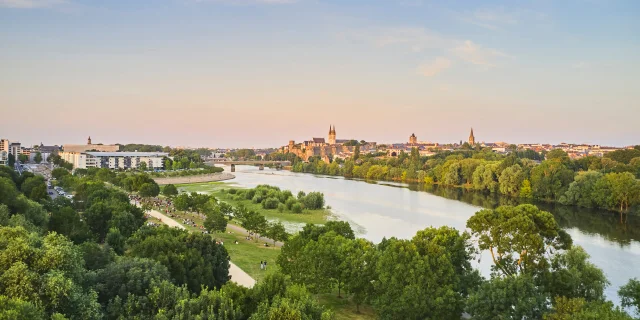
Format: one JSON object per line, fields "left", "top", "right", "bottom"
{"left": 283, "top": 125, "right": 372, "bottom": 162}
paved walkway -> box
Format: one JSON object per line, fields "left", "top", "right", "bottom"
{"left": 144, "top": 208, "right": 257, "bottom": 288}
{"left": 153, "top": 173, "right": 235, "bottom": 185}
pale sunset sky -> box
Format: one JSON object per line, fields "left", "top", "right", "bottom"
{"left": 1, "top": 0, "right": 638, "bottom": 148}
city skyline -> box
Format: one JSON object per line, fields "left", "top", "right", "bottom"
{"left": 1, "top": 0, "right": 639, "bottom": 148}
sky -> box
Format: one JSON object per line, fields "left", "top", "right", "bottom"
{"left": 1, "top": 0, "right": 639, "bottom": 148}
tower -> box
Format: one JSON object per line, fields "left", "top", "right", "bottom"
{"left": 409, "top": 133, "right": 417, "bottom": 145}
{"left": 328, "top": 125, "right": 336, "bottom": 145}
{"left": 468, "top": 128, "right": 475, "bottom": 145}
{"left": 87, "top": 136, "right": 92, "bottom": 145}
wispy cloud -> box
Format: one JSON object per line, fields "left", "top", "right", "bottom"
{"left": 456, "top": 7, "right": 547, "bottom": 31}
{"left": 451, "top": 40, "right": 511, "bottom": 67}
{"left": 0, "top": 0, "right": 66, "bottom": 8}
{"left": 194, "top": 0, "right": 297, "bottom": 4}
{"left": 345, "top": 27, "right": 511, "bottom": 71}
{"left": 417, "top": 57, "right": 451, "bottom": 77}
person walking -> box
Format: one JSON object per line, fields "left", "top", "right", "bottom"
{"left": 264, "top": 261, "right": 267, "bottom": 271}
{"left": 260, "top": 260, "right": 264, "bottom": 270}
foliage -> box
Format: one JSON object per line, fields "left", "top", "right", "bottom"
{"left": 467, "top": 204, "right": 572, "bottom": 276}
{"left": 619, "top": 278, "right": 640, "bottom": 315}
{"left": 162, "top": 183, "right": 178, "bottom": 197}
{"left": 126, "top": 226, "right": 231, "bottom": 293}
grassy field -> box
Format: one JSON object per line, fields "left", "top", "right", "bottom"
{"left": 176, "top": 182, "right": 333, "bottom": 226}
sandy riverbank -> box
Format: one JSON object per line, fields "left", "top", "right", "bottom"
{"left": 153, "top": 173, "right": 235, "bottom": 185}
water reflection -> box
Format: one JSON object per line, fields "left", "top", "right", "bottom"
{"left": 221, "top": 165, "right": 640, "bottom": 303}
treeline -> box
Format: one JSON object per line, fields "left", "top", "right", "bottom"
{"left": 222, "top": 185, "right": 325, "bottom": 213}
{"left": 0, "top": 165, "right": 333, "bottom": 319}
{"left": 278, "top": 204, "right": 640, "bottom": 319}
{"left": 292, "top": 148, "right": 640, "bottom": 213}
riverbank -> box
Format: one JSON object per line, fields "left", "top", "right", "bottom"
{"left": 153, "top": 172, "right": 235, "bottom": 185}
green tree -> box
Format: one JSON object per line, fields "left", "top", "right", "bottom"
{"left": 520, "top": 179, "right": 533, "bottom": 199}
{"left": 266, "top": 221, "right": 288, "bottom": 246}
{"left": 84, "top": 202, "right": 112, "bottom": 242}
{"left": 162, "top": 184, "right": 178, "bottom": 197}
{"left": 106, "top": 228, "right": 126, "bottom": 255}
{"left": 353, "top": 145, "right": 360, "bottom": 161}
{"left": 544, "top": 246, "right": 608, "bottom": 301}
{"left": 48, "top": 206, "right": 92, "bottom": 244}
{"left": 174, "top": 193, "right": 191, "bottom": 211}
{"left": 51, "top": 168, "right": 70, "bottom": 180}
{"left": 20, "top": 176, "right": 48, "bottom": 202}
{"left": 372, "top": 236, "right": 464, "bottom": 319}
{"left": 530, "top": 160, "right": 575, "bottom": 201}
{"left": 241, "top": 210, "right": 268, "bottom": 240}
{"left": 619, "top": 278, "right": 640, "bottom": 316}
{"left": 126, "top": 226, "right": 230, "bottom": 293}
{"left": 204, "top": 208, "right": 227, "bottom": 233}
{"left": 138, "top": 161, "right": 148, "bottom": 171}
{"left": 560, "top": 171, "right": 603, "bottom": 208}
{"left": 544, "top": 297, "right": 632, "bottom": 320}
{"left": 467, "top": 275, "right": 548, "bottom": 320}
{"left": 138, "top": 182, "right": 160, "bottom": 198}
{"left": 499, "top": 164, "right": 524, "bottom": 196}
{"left": 18, "top": 154, "right": 29, "bottom": 163}
{"left": 34, "top": 152, "right": 43, "bottom": 164}
{"left": 466, "top": 204, "right": 572, "bottom": 276}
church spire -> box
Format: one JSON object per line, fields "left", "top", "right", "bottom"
{"left": 468, "top": 128, "right": 475, "bottom": 145}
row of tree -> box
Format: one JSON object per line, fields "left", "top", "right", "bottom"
{"left": 278, "top": 204, "right": 640, "bottom": 319}
{"left": 292, "top": 147, "right": 640, "bottom": 213}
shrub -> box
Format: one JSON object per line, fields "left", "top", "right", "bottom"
{"left": 245, "top": 189, "right": 256, "bottom": 200}
{"left": 291, "top": 203, "right": 303, "bottom": 214}
{"left": 229, "top": 188, "right": 237, "bottom": 194}
{"left": 252, "top": 195, "right": 263, "bottom": 204}
{"left": 301, "top": 192, "right": 324, "bottom": 210}
{"left": 277, "top": 203, "right": 285, "bottom": 213}
{"left": 262, "top": 197, "right": 280, "bottom": 209}
{"left": 285, "top": 198, "right": 297, "bottom": 211}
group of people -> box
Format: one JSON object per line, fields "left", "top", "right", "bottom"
{"left": 259, "top": 260, "right": 268, "bottom": 270}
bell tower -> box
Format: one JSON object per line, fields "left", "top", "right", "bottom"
{"left": 468, "top": 128, "right": 475, "bottom": 145}
{"left": 328, "top": 125, "right": 336, "bottom": 145}
{"left": 87, "top": 136, "right": 92, "bottom": 145}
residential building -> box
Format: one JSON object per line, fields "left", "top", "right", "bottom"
{"left": 0, "top": 151, "right": 7, "bottom": 166}
{"left": 9, "top": 142, "right": 21, "bottom": 156}
{"left": 60, "top": 151, "right": 169, "bottom": 170}
{"left": 0, "top": 139, "right": 9, "bottom": 153}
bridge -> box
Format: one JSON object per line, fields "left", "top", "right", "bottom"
{"left": 206, "top": 160, "right": 291, "bottom": 172}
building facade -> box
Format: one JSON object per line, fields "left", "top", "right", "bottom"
{"left": 0, "top": 151, "right": 7, "bottom": 166}
{"left": 60, "top": 151, "right": 169, "bottom": 170}
{"left": 0, "top": 139, "right": 9, "bottom": 153}
{"left": 9, "top": 143, "right": 21, "bottom": 156}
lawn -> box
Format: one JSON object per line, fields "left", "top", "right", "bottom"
{"left": 156, "top": 207, "right": 280, "bottom": 283}
{"left": 317, "top": 290, "right": 376, "bottom": 320}
{"left": 176, "top": 182, "right": 333, "bottom": 226}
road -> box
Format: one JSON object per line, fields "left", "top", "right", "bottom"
{"left": 144, "top": 208, "right": 257, "bottom": 288}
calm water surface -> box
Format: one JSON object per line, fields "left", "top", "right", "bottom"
{"left": 222, "top": 165, "right": 640, "bottom": 304}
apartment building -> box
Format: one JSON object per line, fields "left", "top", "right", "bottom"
{"left": 60, "top": 151, "right": 169, "bottom": 170}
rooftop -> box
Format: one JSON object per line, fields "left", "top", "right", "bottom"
{"left": 85, "top": 152, "right": 169, "bottom": 157}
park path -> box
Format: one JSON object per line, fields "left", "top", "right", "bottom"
{"left": 144, "top": 208, "right": 257, "bottom": 288}
{"left": 225, "top": 223, "right": 284, "bottom": 248}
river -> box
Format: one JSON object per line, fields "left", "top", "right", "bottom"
{"left": 221, "top": 165, "right": 640, "bottom": 304}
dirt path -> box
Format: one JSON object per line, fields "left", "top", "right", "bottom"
{"left": 144, "top": 208, "right": 256, "bottom": 288}
{"left": 153, "top": 173, "right": 235, "bottom": 185}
